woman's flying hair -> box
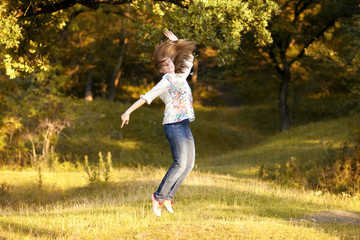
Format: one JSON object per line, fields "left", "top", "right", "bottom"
{"left": 153, "top": 39, "right": 196, "bottom": 74}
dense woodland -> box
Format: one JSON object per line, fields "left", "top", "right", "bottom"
{"left": 1, "top": 0, "right": 360, "bottom": 167}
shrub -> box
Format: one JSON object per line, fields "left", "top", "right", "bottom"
{"left": 37, "top": 166, "right": 43, "bottom": 189}
{"left": 84, "top": 155, "right": 99, "bottom": 185}
{"left": 0, "top": 182, "right": 11, "bottom": 196}
{"left": 104, "top": 152, "right": 113, "bottom": 183}
{"left": 0, "top": 94, "right": 72, "bottom": 167}
{"left": 319, "top": 142, "right": 360, "bottom": 194}
{"left": 259, "top": 156, "right": 314, "bottom": 189}
{"left": 259, "top": 142, "right": 360, "bottom": 195}
{"left": 84, "top": 152, "right": 113, "bottom": 186}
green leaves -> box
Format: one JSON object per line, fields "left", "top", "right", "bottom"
{"left": 0, "top": 3, "right": 25, "bottom": 79}
{"left": 0, "top": 4, "right": 22, "bottom": 49}
{"left": 1, "top": 0, "right": 279, "bottom": 79}
{"left": 136, "top": 0, "right": 278, "bottom": 64}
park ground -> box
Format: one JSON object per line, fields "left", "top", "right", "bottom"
{"left": 0, "top": 99, "right": 359, "bottom": 239}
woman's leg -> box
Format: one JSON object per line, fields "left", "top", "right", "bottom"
{"left": 166, "top": 124, "right": 195, "bottom": 201}
{"left": 154, "top": 123, "right": 189, "bottom": 203}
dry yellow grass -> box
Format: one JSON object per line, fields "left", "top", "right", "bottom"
{"left": 1, "top": 102, "right": 359, "bottom": 239}
{"left": 0, "top": 167, "right": 359, "bottom": 239}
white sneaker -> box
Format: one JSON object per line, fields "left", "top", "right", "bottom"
{"left": 164, "top": 200, "right": 174, "bottom": 214}
{"left": 152, "top": 194, "right": 162, "bottom": 216}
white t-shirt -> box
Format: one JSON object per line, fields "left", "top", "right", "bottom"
{"left": 140, "top": 61, "right": 195, "bottom": 125}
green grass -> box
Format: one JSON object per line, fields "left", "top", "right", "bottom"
{"left": 201, "top": 118, "right": 352, "bottom": 177}
{"left": 56, "top": 100, "right": 279, "bottom": 166}
{"left": 0, "top": 168, "right": 359, "bottom": 239}
{"left": 1, "top": 99, "right": 359, "bottom": 239}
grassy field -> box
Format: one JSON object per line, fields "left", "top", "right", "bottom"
{"left": 0, "top": 100, "right": 359, "bottom": 239}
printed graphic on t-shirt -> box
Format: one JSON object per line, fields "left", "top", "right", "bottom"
{"left": 167, "top": 76, "right": 194, "bottom": 122}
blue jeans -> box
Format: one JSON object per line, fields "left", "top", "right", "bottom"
{"left": 154, "top": 119, "right": 195, "bottom": 203}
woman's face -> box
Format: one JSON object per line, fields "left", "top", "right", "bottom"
{"left": 159, "top": 57, "right": 175, "bottom": 74}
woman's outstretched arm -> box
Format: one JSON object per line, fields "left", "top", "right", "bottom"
{"left": 121, "top": 98, "right": 146, "bottom": 128}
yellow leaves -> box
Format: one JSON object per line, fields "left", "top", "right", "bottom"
{"left": 0, "top": 3, "right": 23, "bottom": 49}
{"left": 3, "top": 117, "right": 23, "bottom": 131}
{"left": 204, "top": 47, "right": 218, "bottom": 57}
{"left": 152, "top": 3, "right": 165, "bottom": 16}
{"left": 39, "top": 62, "right": 48, "bottom": 71}
{"left": 171, "top": 0, "right": 278, "bottom": 63}
{"left": 0, "top": 116, "right": 23, "bottom": 151}
{"left": 58, "top": 19, "right": 67, "bottom": 29}
{"left": 2, "top": 54, "right": 49, "bottom": 79}
{"left": 305, "top": 42, "right": 342, "bottom": 67}
{"left": 0, "top": 3, "right": 46, "bottom": 79}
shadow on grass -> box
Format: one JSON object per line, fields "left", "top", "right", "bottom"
{"left": 56, "top": 104, "right": 280, "bottom": 168}
{"left": 1, "top": 177, "right": 359, "bottom": 238}
{"left": 0, "top": 178, "right": 349, "bottom": 220}
{"left": 197, "top": 137, "right": 331, "bottom": 179}
{"left": 0, "top": 220, "right": 61, "bottom": 239}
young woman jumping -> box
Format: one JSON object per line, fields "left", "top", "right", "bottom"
{"left": 121, "top": 30, "right": 196, "bottom": 216}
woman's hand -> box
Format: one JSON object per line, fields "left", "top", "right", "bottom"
{"left": 164, "top": 30, "right": 178, "bottom": 41}
{"left": 120, "top": 98, "right": 146, "bottom": 128}
{"left": 121, "top": 112, "right": 130, "bottom": 128}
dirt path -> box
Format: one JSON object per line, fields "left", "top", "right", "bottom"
{"left": 300, "top": 210, "right": 360, "bottom": 225}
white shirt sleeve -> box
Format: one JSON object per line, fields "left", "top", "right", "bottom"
{"left": 140, "top": 76, "right": 170, "bottom": 105}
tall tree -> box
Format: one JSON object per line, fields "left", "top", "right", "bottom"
{"left": 260, "top": 0, "right": 360, "bottom": 131}
{"left": 107, "top": 8, "right": 129, "bottom": 101}
{"left": 1, "top": 0, "right": 280, "bottom": 163}
{"left": 3, "top": 0, "right": 278, "bottom": 79}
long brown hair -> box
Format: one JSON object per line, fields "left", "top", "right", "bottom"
{"left": 153, "top": 39, "right": 196, "bottom": 74}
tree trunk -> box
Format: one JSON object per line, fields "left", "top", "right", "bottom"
{"left": 191, "top": 60, "right": 198, "bottom": 83}
{"left": 279, "top": 52, "right": 291, "bottom": 131}
{"left": 85, "top": 69, "right": 94, "bottom": 101}
{"left": 108, "top": 12, "right": 128, "bottom": 101}
{"left": 108, "top": 35, "right": 127, "bottom": 101}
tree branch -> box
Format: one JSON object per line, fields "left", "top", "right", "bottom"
{"left": 18, "top": 0, "right": 187, "bottom": 18}
{"left": 59, "top": 9, "right": 86, "bottom": 44}
{"left": 290, "top": 1, "right": 360, "bottom": 66}
{"left": 18, "top": 0, "right": 79, "bottom": 17}
{"left": 268, "top": 46, "right": 283, "bottom": 75}
{"left": 289, "top": 17, "right": 337, "bottom": 66}
{"left": 293, "top": 0, "right": 315, "bottom": 25}
{"left": 154, "top": 0, "right": 189, "bottom": 8}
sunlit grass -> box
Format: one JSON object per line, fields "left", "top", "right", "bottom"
{"left": 0, "top": 167, "right": 359, "bottom": 239}
{"left": 200, "top": 118, "right": 352, "bottom": 177}
{"left": 57, "top": 101, "right": 279, "bottom": 167}
{"left": 1, "top": 100, "right": 359, "bottom": 239}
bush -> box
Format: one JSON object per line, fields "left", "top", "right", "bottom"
{"left": 259, "top": 142, "right": 360, "bottom": 195}
{"left": 319, "top": 142, "right": 360, "bottom": 194}
{"left": 259, "top": 156, "right": 315, "bottom": 189}
{"left": 0, "top": 93, "right": 73, "bottom": 167}
{"left": 349, "top": 83, "right": 360, "bottom": 143}
{"left": 84, "top": 152, "right": 113, "bottom": 186}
